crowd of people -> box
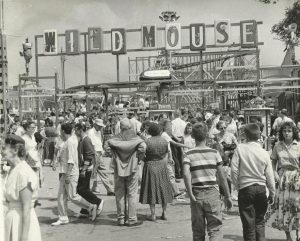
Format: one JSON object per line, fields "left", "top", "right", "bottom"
{"left": 1, "top": 103, "right": 300, "bottom": 241}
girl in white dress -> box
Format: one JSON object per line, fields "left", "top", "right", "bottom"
{"left": 3, "top": 134, "right": 42, "bottom": 241}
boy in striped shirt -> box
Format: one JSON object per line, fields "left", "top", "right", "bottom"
{"left": 183, "top": 123, "right": 232, "bottom": 241}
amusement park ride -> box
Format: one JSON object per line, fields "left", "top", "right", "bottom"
{"left": 10, "top": 11, "right": 300, "bottom": 131}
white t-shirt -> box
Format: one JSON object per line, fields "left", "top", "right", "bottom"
{"left": 172, "top": 118, "right": 187, "bottom": 137}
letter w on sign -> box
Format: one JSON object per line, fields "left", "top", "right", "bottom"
{"left": 44, "top": 29, "right": 58, "bottom": 54}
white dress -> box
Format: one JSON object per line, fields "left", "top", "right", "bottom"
{"left": 4, "top": 161, "right": 42, "bottom": 241}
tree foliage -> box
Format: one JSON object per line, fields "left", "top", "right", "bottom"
{"left": 271, "top": 1, "right": 300, "bottom": 43}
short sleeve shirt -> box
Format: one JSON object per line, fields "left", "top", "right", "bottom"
{"left": 271, "top": 140, "right": 300, "bottom": 169}
{"left": 183, "top": 148, "right": 223, "bottom": 189}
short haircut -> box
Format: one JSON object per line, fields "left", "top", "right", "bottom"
{"left": 5, "top": 134, "right": 26, "bottom": 158}
{"left": 216, "top": 120, "right": 226, "bottom": 130}
{"left": 75, "top": 123, "right": 87, "bottom": 132}
{"left": 244, "top": 123, "right": 261, "bottom": 141}
{"left": 23, "top": 120, "right": 35, "bottom": 131}
{"left": 61, "top": 123, "right": 73, "bottom": 135}
{"left": 148, "top": 123, "right": 161, "bottom": 136}
{"left": 192, "top": 123, "right": 208, "bottom": 142}
{"left": 214, "top": 109, "right": 220, "bottom": 115}
{"left": 278, "top": 121, "right": 299, "bottom": 141}
{"left": 159, "top": 119, "right": 171, "bottom": 131}
{"left": 184, "top": 122, "right": 193, "bottom": 135}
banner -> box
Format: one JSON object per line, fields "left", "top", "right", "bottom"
{"left": 165, "top": 23, "right": 181, "bottom": 50}
{"left": 65, "top": 29, "right": 80, "bottom": 55}
{"left": 44, "top": 29, "right": 58, "bottom": 54}
{"left": 111, "top": 28, "right": 127, "bottom": 55}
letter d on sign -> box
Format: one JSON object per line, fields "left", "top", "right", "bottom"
{"left": 111, "top": 28, "right": 127, "bottom": 55}
{"left": 165, "top": 23, "right": 181, "bottom": 50}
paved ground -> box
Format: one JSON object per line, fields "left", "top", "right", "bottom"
{"left": 36, "top": 159, "right": 288, "bottom": 241}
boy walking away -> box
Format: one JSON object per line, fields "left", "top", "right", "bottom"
{"left": 231, "top": 123, "right": 275, "bottom": 241}
{"left": 183, "top": 123, "right": 232, "bottom": 241}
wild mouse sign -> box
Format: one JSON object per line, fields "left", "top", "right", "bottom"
{"left": 42, "top": 19, "right": 260, "bottom": 55}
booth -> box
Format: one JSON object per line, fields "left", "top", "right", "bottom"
{"left": 147, "top": 103, "right": 175, "bottom": 120}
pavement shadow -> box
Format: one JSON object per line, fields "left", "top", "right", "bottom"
{"left": 224, "top": 235, "right": 286, "bottom": 241}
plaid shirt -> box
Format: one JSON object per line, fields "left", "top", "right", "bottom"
{"left": 103, "top": 123, "right": 114, "bottom": 136}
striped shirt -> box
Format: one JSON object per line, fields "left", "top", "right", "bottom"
{"left": 183, "top": 148, "right": 223, "bottom": 189}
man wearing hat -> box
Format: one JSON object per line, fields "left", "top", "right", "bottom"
{"left": 272, "top": 109, "right": 294, "bottom": 133}
{"left": 106, "top": 118, "right": 146, "bottom": 227}
{"left": 88, "top": 119, "right": 115, "bottom": 196}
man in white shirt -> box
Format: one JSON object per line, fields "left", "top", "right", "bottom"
{"left": 88, "top": 119, "right": 115, "bottom": 196}
{"left": 52, "top": 123, "right": 98, "bottom": 226}
{"left": 171, "top": 110, "right": 187, "bottom": 180}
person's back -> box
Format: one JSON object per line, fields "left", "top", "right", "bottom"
{"left": 231, "top": 123, "right": 275, "bottom": 241}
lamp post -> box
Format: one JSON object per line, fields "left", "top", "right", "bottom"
{"left": 159, "top": 11, "right": 180, "bottom": 70}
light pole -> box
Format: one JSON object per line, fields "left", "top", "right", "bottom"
{"left": 159, "top": 11, "right": 180, "bottom": 70}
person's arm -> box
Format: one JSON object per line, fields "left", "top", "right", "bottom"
{"left": 170, "top": 139, "right": 190, "bottom": 149}
{"left": 183, "top": 158, "right": 196, "bottom": 203}
{"left": 232, "top": 135, "right": 238, "bottom": 146}
{"left": 230, "top": 149, "right": 240, "bottom": 189}
{"left": 137, "top": 141, "right": 146, "bottom": 163}
{"left": 270, "top": 145, "right": 280, "bottom": 183}
{"left": 66, "top": 142, "right": 75, "bottom": 183}
{"left": 20, "top": 184, "right": 33, "bottom": 241}
{"left": 265, "top": 157, "right": 276, "bottom": 200}
{"left": 217, "top": 164, "right": 233, "bottom": 209}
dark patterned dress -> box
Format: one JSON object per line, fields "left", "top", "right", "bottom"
{"left": 139, "top": 136, "right": 174, "bottom": 205}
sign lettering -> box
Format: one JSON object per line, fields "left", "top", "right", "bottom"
{"left": 88, "top": 27, "right": 103, "bottom": 51}
{"left": 44, "top": 29, "right": 58, "bottom": 54}
{"left": 111, "top": 28, "right": 126, "bottom": 55}
{"left": 142, "top": 25, "right": 156, "bottom": 49}
{"left": 240, "top": 20, "right": 257, "bottom": 48}
{"left": 165, "top": 23, "right": 181, "bottom": 50}
{"left": 190, "top": 23, "right": 206, "bottom": 51}
{"left": 65, "top": 29, "right": 80, "bottom": 55}
{"left": 215, "top": 20, "right": 230, "bottom": 46}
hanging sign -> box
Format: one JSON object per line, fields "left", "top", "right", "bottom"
{"left": 215, "top": 20, "right": 231, "bottom": 46}
{"left": 88, "top": 27, "right": 103, "bottom": 51}
{"left": 141, "top": 25, "right": 156, "bottom": 49}
{"left": 190, "top": 23, "right": 206, "bottom": 51}
{"left": 111, "top": 28, "right": 127, "bottom": 55}
{"left": 240, "top": 20, "right": 257, "bottom": 48}
{"left": 44, "top": 29, "right": 58, "bottom": 54}
{"left": 165, "top": 23, "right": 181, "bottom": 50}
{"left": 65, "top": 29, "right": 80, "bottom": 55}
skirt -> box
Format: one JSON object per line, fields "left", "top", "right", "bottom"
{"left": 265, "top": 169, "right": 300, "bottom": 231}
{"left": 5, "top": 203, "right": 42, "bottom": 241}
{"left": 139, "top": 160, "right": 174, "bottom": 205}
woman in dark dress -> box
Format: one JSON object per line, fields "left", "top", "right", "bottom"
{"left": 139, "top": 123, "right": 174, "bottom": 221}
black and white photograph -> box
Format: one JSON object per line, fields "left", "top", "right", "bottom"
{"left": 0, "top": 0, "right": 300, "bottom": 240}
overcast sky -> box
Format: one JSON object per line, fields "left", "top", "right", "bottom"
{"left": 4, "top": 0, "right": 296, "bottom": 88}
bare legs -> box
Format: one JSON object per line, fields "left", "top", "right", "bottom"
{"left": 148, "top": 204, "right": 168, "bottom": 221}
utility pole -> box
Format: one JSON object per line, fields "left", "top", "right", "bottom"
{"left": 60, "top": 49, "right": 66, "bottom": 112}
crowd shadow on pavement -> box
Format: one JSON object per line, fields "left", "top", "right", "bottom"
{"left": 224, "top": 235, "right": 286, "bottom": 241}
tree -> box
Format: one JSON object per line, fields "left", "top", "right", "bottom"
{"left": 271, "top": 1, "right": 300, "bottom": 43}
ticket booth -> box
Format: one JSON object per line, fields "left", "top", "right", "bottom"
{"left": 243, "top": 107, "right": 274, "bottom": 137}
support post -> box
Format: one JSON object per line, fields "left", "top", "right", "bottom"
{"left": 18, "top": 75, "right": 22, "bottom": 119}
{"left": 35, "top": 35, "right": 40, "bottom": 129}
{"left": 256, "top": 46, "right": 261, "bottom": 97}
{"left": 84, "top": 34, "right": 90, "bottom": 112}
{"left": 116, "top": 54, "right": 120, "bottom": 100}
{"left": 54, "top": 73, "right": 59, "bottom": 127}
{"left": 103, "top": 88, "right": 109, "bottom": 121}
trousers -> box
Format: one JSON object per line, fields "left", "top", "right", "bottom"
{"left": 114, "top": 171, "right": 139, "bottom": 222}
{"left": 190, "top": 187, "right": 222, "bottom": 241}
{"left": 238, "top": 184, "right": 268, "bottom": 241}
{"left": 57, "top": 173, "right": 92, "bottom": 218}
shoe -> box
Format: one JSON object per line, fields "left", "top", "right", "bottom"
{"left": 146, "top": 215, "right": 156, "bottom": 222}
{"left": 51, "top": 219, "right": 69, "bottom": 226}
{"left": 126, "top": 220, "right": 143, "bottom": 227}
{"left": 107, "top": 192, "right": 115, "bottom": 196}
{"left": 78, "top": 209, "right": 90, "bottom": 218}
{"left": 90, "top": 204, "right": 98, "bottom": 221}
{"left": 97, "top": 200, "right": 104, "bottom": 216}
{"left": 160, "top": 214, "right": 167, "bottom": 221}
{"left": 118, "top": 220, "right": 125, "bottom": 226}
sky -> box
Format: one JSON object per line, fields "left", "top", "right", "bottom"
{"left": 4, "top": 0, "right": 297, "bottom": 88}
